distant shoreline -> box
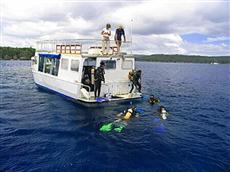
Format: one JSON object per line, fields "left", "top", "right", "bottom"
{"left": 0, "top": 47, "right": 35, "bottom": 61}
{"left": 134, "top": 54, "right": 230, "bottom": 64}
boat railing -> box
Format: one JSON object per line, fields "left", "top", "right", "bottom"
{"left": 73, "top": 81, "right": 91, "bottom": 100}
{"left": 36, "top": 39, "right": 132, "bottom": 56}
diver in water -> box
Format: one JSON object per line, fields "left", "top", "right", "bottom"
{"left": 157, "top": 106, "right": 169, "bottom": 120}
{"left": 148, "top": 95, "right": 160, "bottom": 105}
{"left": 113, "top": 106, "right": 138, "bottom": 131}
{"left": 116, "top": 106, "right": 137, "bottom": 121}
{"left": 100, "top": 106, "right": 137, "bottom": 133}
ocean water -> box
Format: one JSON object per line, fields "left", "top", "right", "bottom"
{"left": 0, "top": 60, "right": 229, "bottom": 172}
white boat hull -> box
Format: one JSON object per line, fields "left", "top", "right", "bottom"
{"left": 33, "top": 70, "right": 81, "bottom": 100}
{"left": 32, "top": 70, "right": 142, "bottom": 105}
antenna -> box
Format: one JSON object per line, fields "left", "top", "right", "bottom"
{"left": 130, "top": 19, "right": 133, "bottom": 54}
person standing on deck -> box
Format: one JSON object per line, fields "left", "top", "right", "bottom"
{"left": 94, "top": 61, "right": 105, "bottom": 98}
{"left": 114, "top": 25, "right": 126, "bottom": 53}
{"left": 101, "top": 24, "right": 111, "bottom": 55}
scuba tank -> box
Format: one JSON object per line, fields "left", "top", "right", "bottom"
{"left": 91, "top": 67, "right": 95, "bottom": 85}
{"left": 128, "top": 70, "right": 135, "bottom": 81}
{"left": 123, "top": 108, "right": 134, "bottom": 120}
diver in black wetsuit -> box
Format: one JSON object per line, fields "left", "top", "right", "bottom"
{"left": 148, "top": 95, "right": 160, "bottom": 105}
{"left": 94, "top": 61, "right": 105, "bottom": 98}
{"left": 129, "top": 70, "right": 142, "bottom": 93}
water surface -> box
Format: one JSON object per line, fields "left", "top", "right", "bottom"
{"left": 0, "top": 60, "right": 229, "bottom": 171}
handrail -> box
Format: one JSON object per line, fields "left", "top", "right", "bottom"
{"left": 74, "top": 81, "right": 91, "bottom": 100}
{"left": 36, "top": 39, "right": 132, "bottom": 55}
{"left": 36, "top": 39, "right": 131, "bottom": 44}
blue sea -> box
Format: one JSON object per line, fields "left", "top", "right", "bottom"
{"left": 0, "top": 60, "right": 230, "bottom": 172}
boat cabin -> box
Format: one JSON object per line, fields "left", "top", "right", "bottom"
{"left": 31, "top": 39, "right": 141, "bottom": 104}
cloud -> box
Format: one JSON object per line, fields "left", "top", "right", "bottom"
{"left": 132, "top": 34, "right": 230, "bottom": 56}
{"left": 133, "top": 34, "right": 186, "bottom": 54}
{"left": 182, "top": 41, "right": 230, "bottom": 56}
{"left": 1, "top": 0, "right": 229, "bottom": 55}
{"left": 4, "top": 20, "right": 61, "bottom": 38}
{"left": 108, "top": 0, "right": 229, "bottom": 36}
{"left": 206, "top": 36, "right": 230, "bottom": 43}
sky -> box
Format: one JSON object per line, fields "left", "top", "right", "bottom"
{"left": 0, "top": 0, "right": 229, "bottom": 56}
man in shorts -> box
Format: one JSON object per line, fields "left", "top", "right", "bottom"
{"left": 101, "top": 24, "right": 111, "bottom": 55}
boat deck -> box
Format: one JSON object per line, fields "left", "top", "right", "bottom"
{"left": 78, "top": 92, "right": 142, "bottom": 103}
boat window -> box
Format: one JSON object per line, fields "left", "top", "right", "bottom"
{"left": 101, "top": 60, "right": 116, "bottom": 70}
{"left": 71, "top": 60, "right": 79, "bottom": 72}
{"left": 61, "top": 58, "right": 69, "bottom": 70}
{"left": 38, "top": 57, "right": 44, "bottom": 72}
{"left": 44, "top": 58, "right": 52, "bottom": 74}
{"left": 51, "top": 59, "right": 60, "bottom": 76}
{"left": 122, "top": 60, "right": 133, "bottom": 70}
{"left": 38, "top": 55, "right": 60, "bottom": 75}
{"left": 84, "top": 58, "right": 96, "bottom": 66}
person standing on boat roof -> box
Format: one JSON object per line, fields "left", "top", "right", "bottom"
{"left": 101, "top": 24, "right": 111, "bottom": 55}
{"left": 94, "top": 61, "right": 105, "bottom": 98}
{"left": 114, "top": 25, "right": 126, "bottom": 53}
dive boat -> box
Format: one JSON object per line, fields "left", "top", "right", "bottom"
{"left": 31, "top": 39, "right": 142, "bottom": 105}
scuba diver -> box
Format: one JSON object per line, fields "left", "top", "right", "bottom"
{"left": 94, "top": 61, "right": 105, "bottom": 98}
{"left": 115, "top": 106, "right": 137, "bottom": 121}
{"left": 148, "top": 95, "right": 160, "bottom": 105}
{"left": 129, "top": 70, "right": 142, "bottom": 93}
{"left": 100, "top": 106, "right": 138, "bottom": 132}
{"left": 156, "top": 106, "right": 169, "bottom": 120}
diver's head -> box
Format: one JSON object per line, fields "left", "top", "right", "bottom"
{"left": 100, "top": 61, "right": 105, "bottom": 68}
{"left": 127, "top": 108, "right": 133, "bottom": 113}
{"left": 159, "top": 106, "right": 166, "bottom": 113}
{"left": 150, "top": 95, "right": 155, "bottom": 99}
{"left": 127, "top": 106, "right": 136, "bottom": 114}
{"left": 161, "top": 108, "right": 166, "bottom": 113}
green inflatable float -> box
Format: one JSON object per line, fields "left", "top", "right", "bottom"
{"left": 99, "top": 123, "right": 113, "bottom": 132}
{"left": 114, "top": 125, "right": 125, "bottom": 132}
{"left": 99, "top": 122, "right": 126, "bottom": 133}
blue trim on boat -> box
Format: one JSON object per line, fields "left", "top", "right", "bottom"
{"left": 35, "top": 83, "right": 75, "bottom": 102}
{"left": 39, "top": 53, "right": 61, "bottom": 59}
